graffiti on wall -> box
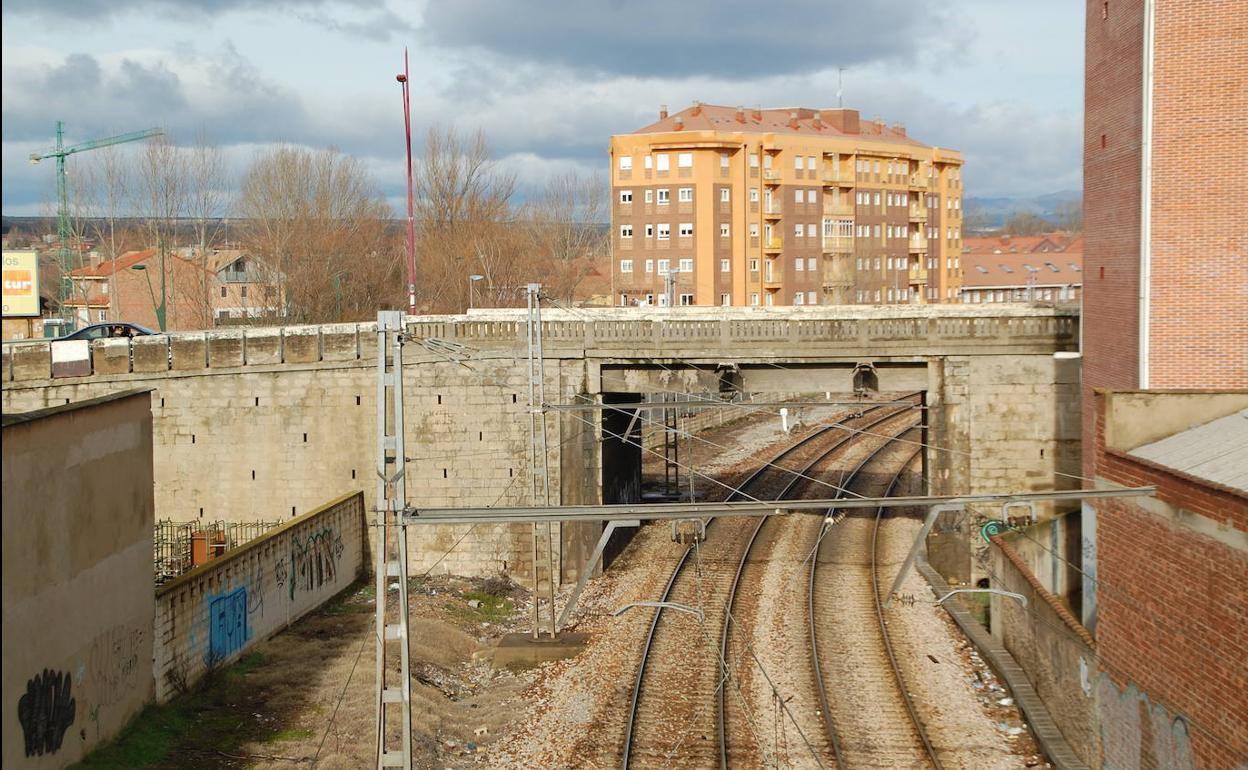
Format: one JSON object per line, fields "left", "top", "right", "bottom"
{"left": 87, "top": 625, "right": 145, "bottom": 709}
{"left": 246, "top": 561, "right": 266, "bottom": 619}
{"left": 289, "top": 527, "right": 345, "bottom": 600}
{"left": 1097, "top": 676, "right": 1195, "bottom": 769}
{"left": 207, "top": 587, "right": 249, "bottom": 665}
{"left": 18, "top": 669, "right": 77, "bottom": 757}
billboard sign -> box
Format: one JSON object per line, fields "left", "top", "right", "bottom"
{"left": 2, "top": 250, "right": 40, "bottom": 317}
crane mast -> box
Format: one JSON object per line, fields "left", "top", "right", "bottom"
{"left": 29, "top": 121, "right": 163, "bottom": 333}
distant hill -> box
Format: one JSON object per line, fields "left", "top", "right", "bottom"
{"left": 965, "top": 190, "right": 1081, "bottom": 231}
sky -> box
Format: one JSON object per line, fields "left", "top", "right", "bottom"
{"left": 1, "top": 0, "right": 1085, "bottom": 217}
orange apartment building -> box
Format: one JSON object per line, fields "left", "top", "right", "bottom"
{"left": 609, "top": 103, "right": 963, "bottom": 307}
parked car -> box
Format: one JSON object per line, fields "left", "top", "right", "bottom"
{"left": 57, "top": 322, "right": 155, "bottom": 341}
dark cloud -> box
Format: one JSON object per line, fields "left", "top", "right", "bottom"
{"left": 421, "top": 0, "right": 959, "bottom": 78}
{"left": 1, "top": 0, "right": 411, "bottom": 39}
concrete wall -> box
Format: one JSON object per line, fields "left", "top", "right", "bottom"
{"left": 153, "top": 492, "right": 366, "bottom": 702}
{"left": 990, "top": 534, "right": 1101, "bottom": 768}
{"left": 2, "top": 390, "right": 155, "bottom": 769}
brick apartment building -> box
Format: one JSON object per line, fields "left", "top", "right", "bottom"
{"left": 993, "top": 2, "right": 1248, "bottom": 767}
{"left": 609, "top": 104, "right": 964, "bottom": 307}
{"left": 960, "top": 233, "right": 1083, "bottom": 304}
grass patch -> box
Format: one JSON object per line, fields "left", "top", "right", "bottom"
{"left": 265, "top": 727, "right": 314, "bottom": 743}
{"left": 447, "top": 591, "right": 515, "bottom": 624}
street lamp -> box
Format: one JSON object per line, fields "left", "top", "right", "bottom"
{"left": 468, "top": 274, "right": 484, "bottom": 310}
{"left": 130, "top": 264, "right": 166, "bottom": 332}
{"left": 396, "top": 51, "right": 417, "bottom": 317}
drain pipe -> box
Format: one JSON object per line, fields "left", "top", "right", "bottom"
{"left": 1138, "top": 0, "right": 1156, "bottom": 388}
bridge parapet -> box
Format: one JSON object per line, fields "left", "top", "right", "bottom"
{"left": 2, "top": 306, "right": 1077, "bottom": 384}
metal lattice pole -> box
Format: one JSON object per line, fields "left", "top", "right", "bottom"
{"left": 526, "top": 285, "right": 557, "bottom": 638}
{"left": 374, "top": 311, "right": 412, "bottom": 769}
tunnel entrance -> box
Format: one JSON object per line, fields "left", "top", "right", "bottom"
{"left": 601, "top": 393, "right": 642, "bottom": 567}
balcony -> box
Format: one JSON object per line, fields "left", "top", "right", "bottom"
{"left": 823, "top": 200, "right": 854, "bottom": 217}
{"left": 908, "top": 265, "right": 929, "bottom": 284}
{"left": 763, "top": 237, "right": 783, "bottom": 252}
{"left": 762, "top": 268, "right": 783, "bottom": 289}
{"left": 763, "top": 204, "right": 783, "bottom": 219}
{"left": 909, "top": 174, "right": 929, "bottom": 189}
{"left": 822, "top": 236, "right": 854, "bottom": 254}
{"left": 908, "top": 205, "right": 927, "bottom": 222}
{"left": 908, "top": 236, "right": 928, "bottom": 253}
{"left": 221, "top": 270, "right": 261, "bottom": 283}
{"left": 821, "top": 169, "right": 845, "bottom": 185}
{"left": 762, "top": 169, "right": 781, "bottom": 184}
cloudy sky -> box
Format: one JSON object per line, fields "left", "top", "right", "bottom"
{"left": 1, "top": 0, "right": 1084, "bottom": 216}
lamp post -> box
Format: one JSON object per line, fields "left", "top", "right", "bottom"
{"left": 396, "top": 51, "right": 417, "bottom": 317}
{"left": 131, "top": 264, "right": 166, "bottom": 332}
{"left": 469, "top": 274, "right": 484, "bottom": 310}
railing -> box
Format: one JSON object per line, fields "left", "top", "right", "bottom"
{"left": 909, "top": 174, "right": 929, "bottom": 189}
{"left": 909, "top": 237, "right": 928, "bottom": 253}
{"left": 763, "top": 204, "right": 783, "bottom": 217}
{"left": 763, "top": 237, "right": 783, "bottom": 251}
{"left": 908, "top": 266, "right": 929, "bottom": 284}
{"left": 908, "top": 205, "right": 928, "bottom": 222}
{"left": 763, "top": 170, "right": 781, "bottom": 183}
{"left": 823, "top": 201, "right": 854, "bottom": 217}
{"left": 821, "top": 169, "right": 844, "bottom": 183}
{"left": 822, "top": 236, "right": 854, "bottom": 253}
{"left": 220, "top": 271, "right": 262, "bottom": 283}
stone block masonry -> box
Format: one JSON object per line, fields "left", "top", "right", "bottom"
{"left": 153, "top": 491, "right": 366, "bottom": 702}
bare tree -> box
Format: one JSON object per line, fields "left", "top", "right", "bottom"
{"left": 131, "top": 135, "right": 189, "bottom": 331}
{"left": 413, "top": 126, "right": 517, "bottom": 312}
{"left": 83, "top": 144, "right": 136, "bottom": 321}
{"left": 1054, "top": 199, "right": 1084, "bottom": 233}
{"left": 185, "top": 132, "right": 229, "bottom": 326}
{"left": 523, "top": 170, "right": 609, "bottom": 303}
{"left": 236, "top": 145, "right": 401, "bottom": 323}
{"left": 1002, "top": 211, "right": 1054, "bottom": 236}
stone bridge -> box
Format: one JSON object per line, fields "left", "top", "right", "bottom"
{"left": 2, "top": 305, "right": 1080, "bottom": 584}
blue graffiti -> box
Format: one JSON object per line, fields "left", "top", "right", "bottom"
{"left": 207, "top": 588, "right": 249, "bottom": 664}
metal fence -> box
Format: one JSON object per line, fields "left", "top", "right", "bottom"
{"left": 154, "top": 519, "right": 284, "bottom": 585}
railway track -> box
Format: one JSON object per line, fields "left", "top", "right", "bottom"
{"left": 809, "top": 429, "right": 941, "bottom": 769}
{"left": 622, "top": 396, "right": 922, "bottom": 769}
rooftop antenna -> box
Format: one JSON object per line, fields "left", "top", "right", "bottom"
{"left": 837, "top": 67, "right": 846, "bottom": 108}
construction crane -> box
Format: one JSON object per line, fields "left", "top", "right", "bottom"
{"left": 29, "top": 121, "right": 163, "bottom": 333}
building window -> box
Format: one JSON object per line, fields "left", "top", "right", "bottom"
{"left": 679, "top": 293, "right": 694, "bottom": 306}
{"left": 679, "top": 223, "right": 694, "bottom": 237}
{"left": 794, "top": 224, "right": 804, "bottom": 238}
{"left": 749, "top": 224, "right": 759, "bottom": 237}
{"left": 750, "top": 259, "right": 759, "bottom": 272}
{"left": 795, "top": 189, "right": 804, "bottom": 203}
{"left": 749, "top": 153, "right": 759, "bottom": 168}
{"left": 720, "top": 258, "right": 730, "bottom": 272}
{"left": 794, "top": 155, "right": 803, "bottom": 170}
{"left": 720, "top": 293, "right": 731, "bottom": 306}
{"left": 657, "top": 294, "right": 669, "bottom": 307}
{"left": 678, "top": 187, "right": 693, "bottom": 202}
{"left": 220, "top": 286, "right": 228, "bottom": 298}
{"left": 807, "top": 258, "right": 816, "bottom": 272}
{"left": 679, "top": 258, "right": 693, "bottom": 272}
{"left": 656, "top": 154, "right": 670, "bottom": 171}
{"left": 795, "top": 258, "right": 804, "bottom": 271}
{"left": 750, "top": 292, "right": 759, "bottom": 306}
{"left": 619, "top": 156, "right": 633, "bottom": 171}
{"left": 620, "top": 259, "right": 633, "bottom": 273}
{"left": 657, "top": 189, "right": 670, "bottom": 205}
{"left": 806, "top": 224, "right": 816, "bottom": 238}
{"left": 620, "top": 225, "right": 633, "bottom": 239}
{"left": 645, "top": 190, "right": 653, "bottom": 203}
{"left": 764, "top": 155, "right": 773, "bottom": 170}
{"left": 645, "top": 224, "right": 654, "bottom": 238}
{"left": 644, "top": 155, "right": 653, "bottom": 170}
{"left": 807, "top": 156, "right": 816, "bottom": 170}
{"left": 98, "top": 310, "right": 108, "bottom": 321}
{"left": 808, "top": 291, "right": 816, "bottom": 304}
{"left": 720, "top": 153, "right": 730, "bottom": 169}
{"left": 240, "top": 285, "right": 248, "bottom": 299}
{"left": 750, "top": 188, "right": 759, "bottom": 202}
{"left": 657, "top": 224, "right": 670, "bottom": 240}
{"left": 620, "top": 190, "right": 633, "bottom": 203}
{"left": 720, "top": 188, "right": 730, "bottom": 202}
{"left": 794, "top": 292, "right": 805, "bottom": 305}
{"left": 645, "top": 259, "right": 654, "bottom": 273}
{"left": 658, "top": 259, "right": 670, "bottom": 274}
{"left": 677, "top": 152, "right": 693, "bottom": 168}
{"left": 765, "top": 293, "right": 774, "bottom": 306}
{"left": 720, "top": 224, "right": 730, "bottom": 238}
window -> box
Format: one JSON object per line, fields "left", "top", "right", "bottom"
{"left": 795, "top": 258, "right": 804, "bottom": 272}
{"left": 656, "top": 154, "right": 670, "bottom": 171}
{"left": 750, "top": 188, "right": 759, "bottom": 202}
{"left": 887, "top": 225, "right": 894, "bottom": 239}
{"left": 720, "top": 224, "right": 730, "bottom": 238}
{"left": 873, "top": 192, "right": 881, "bottom": 206}
{"left": 620, "top": 224, "right": 633, "bottom": 238}
{"left": 657, "top": 224, "right": 670, "bottom": 240}
{"left": 808, "top": 291, "right": 817, "bottom": 304}
{"left": 750, "top": 259, "right": 759, "bottom": 272}
{"left": 619, "top": 155, "right": 633, "bottom": 171}
{"left": 220, "top": 286, "right": 228, "bottom": 298}
{"left": 808, "top": 258, "right": 817, "bottom": 272}
{"left": 794, "top": 292, "right": 805, "bottom": 304}
{"left": 720, "top": 188, "right": 730, "bottom": 202}
{"left": 620, "top": 190, "right": 633, "bottom": 203}
{"left": 679, "top": 258, "right": 693, "bottom": 272}
{"left": 657, "top": 189, "right": 670, "bottom": 204}
{"left": 873, "top": 224, "right": 882, "bottom": 238}
{"left": 749, "top": 223, "right": 760, "bottom": 237}
{"left": 98, "top": 310, "right": 108, "bottom": 321}
{"left": 720, "top": 258, "right": 731, "bottom": 272}
{"left": 720, "top": 153, "right": 730, "bottom": 169}
{"left": 750, "top": 292, "right": 760, "bottom": 306}
{"left": 679, "top": 223, "right": 694, "bottom": 237}
{"left": 765, "top": 293, "right": 774, "bottom": 306}
{"left": 795, "top": 189, "right": 804, "bottom": 203}
{"left": 657, "top": 294, "right": 669, "bottom": 307}
{"left": 873, "top": 160, "right": 881, "bottom": 174}
{"left": 677, "top": 152, "right": 693, "bottom": 168}
{"left": 644, "top": 156, "right": 653, "bottom": 170}
{"left": 749, "top": 153, "right": 759, "bottom": 167}
{"left": 645, "top": 293, "right": 654, "bottom": 304}
{"left": 764, "top": 154, "right": 773, "bottom": 170}
{"left": 807, "top": 156, "right": 816, "bottom": 170}
{"left": 807, "top": 224, "right": 816, "bottom": 237}
{"left": 241, "top": 285, "right": 248, "bottom": 298}
{"left": 679, "top": 293, "right": 694, "bottom": 306}
{"left": 794, "top": 155, "right": 803, "bottom": 170}
{"left": 620, "top": 259, "right": 633, "bottom": 273}
{"left": 720, "top": 293, "right": 731, "bottom": 306}
{"left": 645, "top": 224, "right": 654, "bottom": 238}
{"left": 657, "top": 259, "right": 670, "bottom": 274}
{"left": 645, "top": 190, "right": 654, "bottom": 203}
{"left": 794, "top": 224, "right": 804, "bottom": 237}
{"left": 645, "top": 259, "right": 654, "bottom": 273}
{"left": 678, "top": 187, "right": 693, "bottom": 202}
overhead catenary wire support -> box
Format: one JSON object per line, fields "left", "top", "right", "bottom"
{"left": 374, "top": 311, "right": 413, "bottom": 770}
{"left": 525, "top": 284, "right": 557, "bottom": 638}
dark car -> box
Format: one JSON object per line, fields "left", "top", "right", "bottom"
{"left": 57, "top": 322, "right": 156, "bottom": 341}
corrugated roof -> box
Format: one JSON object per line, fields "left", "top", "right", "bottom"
{"left": 1129, "top": 408, "right": 1248, "bottom": 494}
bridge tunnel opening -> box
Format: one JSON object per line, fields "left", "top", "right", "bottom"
{"left": 600, "top": 392, "right": 643, "bottom": 568}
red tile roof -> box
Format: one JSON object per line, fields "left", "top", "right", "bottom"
{"left": 68, "top": 249, "right": 157, "bottom": 278}
{"left": 631, "top": 103, "right": 929, "bottom": 148}
{"left": 962, "top": 233, "right": 1084, "bottom": 289}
